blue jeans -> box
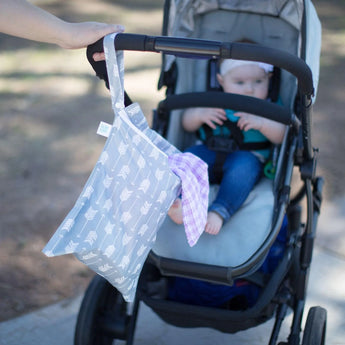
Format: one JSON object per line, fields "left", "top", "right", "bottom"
{"left": 186, "top": 144, "right": 263, "bottom": 223}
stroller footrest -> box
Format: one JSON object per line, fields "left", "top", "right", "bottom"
{"left": 140, "top": 293, "right": 275, "bottom": 334}
{"left": 148, "top": 252, "right": 234, "bottom": 285}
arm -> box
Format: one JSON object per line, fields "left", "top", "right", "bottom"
{"left": 182, "top": 107, "right": 227, "bottom": 132}
{"left": 0, "top": 0, "right": 124, "bottom": 49}
{"left": 236, "top": 112, "right": 286, "bottom": 144}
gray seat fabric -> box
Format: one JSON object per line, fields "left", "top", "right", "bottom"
{"left": 153, "top": 9, "right": 301, "bottom": 267}
{"left": 153, "top": 178, "right": 274, "bottom": 267}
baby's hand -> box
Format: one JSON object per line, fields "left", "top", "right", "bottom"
{"left": 235, "top": 112, "right": 263, "bottom": 132}
{"left": 199, "top": 108, "right": 227, "bottom": 129}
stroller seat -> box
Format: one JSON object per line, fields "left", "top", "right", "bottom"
{"left": 153, "top": 8, "right": 290, "bottom": 268}
{"left": 153, "top": 178, "right": 274, "bottom": 267}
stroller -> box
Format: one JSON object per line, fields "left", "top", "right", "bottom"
{"left": 74, "top": 0, "right": 326, "bottom": 344}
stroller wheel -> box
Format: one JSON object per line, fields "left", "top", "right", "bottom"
{"left": 74, "top": 274, "right": 135, "bottom": 345}
{"left": 302, "top": 306, "right": 327, "bottom": 345}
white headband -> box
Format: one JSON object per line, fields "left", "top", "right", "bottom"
{"left": 220, "top": 59, "right": 273, "bottom": 76}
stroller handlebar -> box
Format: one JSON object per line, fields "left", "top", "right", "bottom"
{"left": 87, "top": 33, "right": 314, "bottom": 98}
{"left": 158, "top": 92, "right": 300, "bottom": 128}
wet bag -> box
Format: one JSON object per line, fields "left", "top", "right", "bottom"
{"left": 42, "top": 34, "right": 181, "bottom": 301}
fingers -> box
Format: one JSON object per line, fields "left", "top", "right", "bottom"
{"left": 92, "top": 52, "right": 105, "bottom": 61}
{"left": 90, "top": 23, "right": 125, "bottom": 61}
{"left": 202, "top": 108, "right": 227, "bottom": 129}
{"left": 235, "top": 112, "right": 262, "bottom": 131}
{"left": 62, "top": 22, "right": 125, "bottom": 50}
{"left": 235, "top": 112, "right": 248, "bottom": 130}
{"left": 101, "top": 23, "right": 125, "bottom": 35}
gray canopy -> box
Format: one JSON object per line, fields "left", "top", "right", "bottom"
{"left": 168, "top": 0, "right": 304, "bottom": 37}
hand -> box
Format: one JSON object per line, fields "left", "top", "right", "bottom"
{"left": 235, "top": 112, "right": 263, "bottom": 132}
{"left": 65, "top": 22, "right": 125, "bottom": 62}
{"left": 198, "top": 108, "right": 227, "bottom": 129}
{"left": 61, "top": 22, "right": 125, "bottom": 50}
{"left": 183, "top": 107, "right": 227, "bottom": 132}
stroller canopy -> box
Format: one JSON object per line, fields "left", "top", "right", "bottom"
{"left": 168, "top": 0, "right": 304, "bottom": 36}
{"left": 165, "top": 0, "right": 321, "bottom": 101}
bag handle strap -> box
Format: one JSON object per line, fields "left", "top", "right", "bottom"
{"left": 103, "top": 33, "right": 125, "bottom": 114}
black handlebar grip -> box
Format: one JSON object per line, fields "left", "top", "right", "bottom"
{"left": 86, "top": 38, "right": 109, "bottom": 88}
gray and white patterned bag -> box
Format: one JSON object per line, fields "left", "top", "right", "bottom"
{"left": 43, "top": 33, "right": 181, "bottom": 301}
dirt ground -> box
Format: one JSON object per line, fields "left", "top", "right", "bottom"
{"left": 0, "top": 0, "right": 344, "bottom": 322}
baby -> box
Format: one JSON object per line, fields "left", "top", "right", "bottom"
{"left": 169, "top": 58, "right": 286, "bottom": 235}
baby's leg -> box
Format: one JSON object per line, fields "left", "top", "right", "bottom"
{"left": 209, "top": 151, "right": 263, "bottom": 232}
{"left": 168, "top": 198, "right": 183, "bottom": 224}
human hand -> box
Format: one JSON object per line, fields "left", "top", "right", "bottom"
{"left": 61, "top": 22, "right": 125, "bottom": 51}
{"left": 235, "top": 112, "right": 263, "bottom": 132}
{"left": 199, "top": 108, "right": 227, "bottom": 129}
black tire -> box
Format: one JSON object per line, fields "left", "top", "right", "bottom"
{"left": 302, "top": 306, "right": 327, "bottom": 345}
{"left": 74, "top": 275, "right": 128, "bottom": 345}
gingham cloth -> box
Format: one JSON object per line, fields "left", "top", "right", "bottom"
{"left": 168, "top": 152, "right": 209, "bottom": 246}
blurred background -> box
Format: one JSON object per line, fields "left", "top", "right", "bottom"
{"left": 0, "top": 0, "right": 344, "bottom": 325}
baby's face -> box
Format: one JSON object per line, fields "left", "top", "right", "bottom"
{"left": 217, "top": 64, "right": 270, "bottom": 100}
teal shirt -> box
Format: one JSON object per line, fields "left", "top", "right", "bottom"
{"left": 199, "top": 109, "right": 271, "bottom": 160}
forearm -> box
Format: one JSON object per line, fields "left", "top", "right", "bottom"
{"left": 0, "top": 0, "right": 67, "bottom": 46}
{"left": 260, "top": 118, "right": 286, "bottom": 144}
{"left": 182, "top": 108, "right": 205, "bottom": 132}
{"left": 0, "top": 0, "right": 124, "bottom": 49}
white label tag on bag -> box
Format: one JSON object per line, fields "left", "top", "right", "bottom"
{"left": 97, "top": 121, "right": 112, "bottom": 138}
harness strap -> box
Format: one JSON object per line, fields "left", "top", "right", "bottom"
{"left": 200, "top": 120, "right": 271, "bottom": 152}
{"left": 239, "top": 141, "right": 271, "bottom": 151}
{"left": 222, "top": 120, "right": 244, "bottom": 147}
{"left": 200, "top": 120, "right": 271, "bottom": 181}
{"left": 213, "top": 151, "right": 228, "bottom": 183}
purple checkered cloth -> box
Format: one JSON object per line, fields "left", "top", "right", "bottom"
{"left": 168, "top": 152, "right": 209, "bottom": 247}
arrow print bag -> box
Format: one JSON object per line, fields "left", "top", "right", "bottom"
{"left": 42, "top": 34, "right": 182, "bottom": 302}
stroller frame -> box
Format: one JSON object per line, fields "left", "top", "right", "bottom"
{"left": 74, "top": 1, "right": 326, "bottom": 343}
